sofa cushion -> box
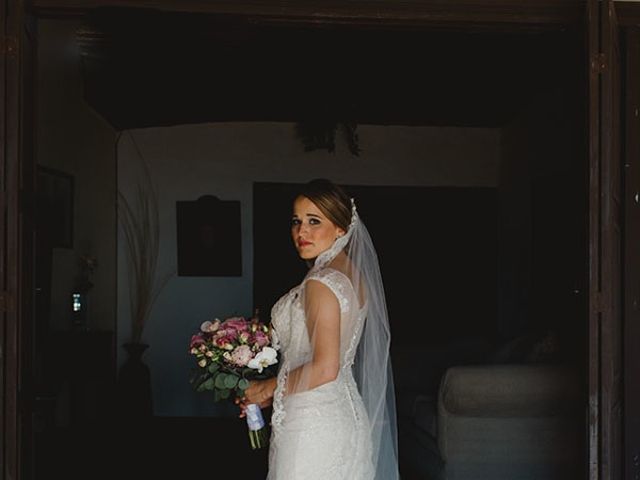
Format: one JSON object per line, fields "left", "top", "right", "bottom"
{"left": 439, "top": 365, "right": 578, "bottom": 417}
{"left": 437, "top": 414, "right": 582, "bottom": 477}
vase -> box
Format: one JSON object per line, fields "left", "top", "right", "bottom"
{"left": 117, "top": 342, "right": 153, "bottom": 420}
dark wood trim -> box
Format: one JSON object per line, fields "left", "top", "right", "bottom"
{"left": 586, "top": 2, "right": 601, "bottom": 479}
{"left": 623, "top": 25, "right": 640, "bottom": 480}
{"left": 617, "top": 2, "right": 640, "bottom": 27}
{"left": 586, "top": 0, "right": 626, "bottom": 478}
{"left": 0, "top": 0, "right": 8, "bottom": 475}
{"left": 2, "top": 2, "right": 34, "bottom": 480}
{"left": 588, "top": 1, "right": 625, "bottom": 479}
{"left": 31, "top": 0, "right": 584, "bottom": 27}
{"left": 2, "top": 0, "right": 22, "bottom": 477}
{"left": 600, "top": 1, "right": 624, "bottom": 479}
{"left": 19, "top": 13, "right": 36, "bottom": 480}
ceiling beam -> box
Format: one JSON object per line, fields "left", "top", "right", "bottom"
{"left": 31, "top": 0, "right": 584, "bottom": 27}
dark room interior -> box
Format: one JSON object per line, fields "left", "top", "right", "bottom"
{"left": 26, "top": 7, "right": 591, "bottom": 480}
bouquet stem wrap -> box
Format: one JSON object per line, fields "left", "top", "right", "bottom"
{"left": 245, "top": 403, "right": 268, "bottom": 449}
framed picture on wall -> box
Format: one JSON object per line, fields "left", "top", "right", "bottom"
{"left": 36, "top": 166, "right": 74, "bottom": 248}
{"left": 176, "top": 195, "right": 242, "bottom": 276}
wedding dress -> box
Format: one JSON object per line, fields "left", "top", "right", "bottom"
{"left": 268, "top": 267, "right": 374, "bottom": 479}
{"left": 267, "top": 200, "right": 399, "bottom": 480}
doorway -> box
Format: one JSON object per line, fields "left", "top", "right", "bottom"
{"left": 2, "top": 0, "right": 636, "bottom": 480}
{"left": 31, "top": 11, "right": 589, "bottom": 480}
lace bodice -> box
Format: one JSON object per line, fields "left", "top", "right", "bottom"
{"left": 270, "top": 267, "right": 367, "bottom": 430}
{"left": 272, "top": 268, "right": 365, "bottom": 369}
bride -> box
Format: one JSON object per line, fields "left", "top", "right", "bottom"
{"left": 239, "top": 179, "right": 399, "bottom": 479}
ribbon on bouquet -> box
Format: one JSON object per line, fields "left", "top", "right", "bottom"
{"left": 245, "top": 403, "right": 268, "bottom": 449}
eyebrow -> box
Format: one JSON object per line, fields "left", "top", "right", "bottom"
{"left": 292, "top": 213, "right": 322, "bottom": 218}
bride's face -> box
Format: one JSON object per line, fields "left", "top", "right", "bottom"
{"left": 291, "top": 196, "right": 345, "bottom": 260}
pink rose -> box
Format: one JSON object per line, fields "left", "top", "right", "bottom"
{"left": 228, "top": 331, "right": 240, "bottom": 342}
{"left": 230, "top": 345, "right": 254, "bottom": 367}
{"left": 214, "top": 329, "right": 226, "bottom": 338}
{"left": 253, "top": 330, "right": 269, "bottom": 347}
{"left": 224, "top": 317, "right": 249, "bottom": 332}
{"left": 214, "top": 329, "right": 237, "bottom": 342}
{"left": 190, "top": 334, "right": 205, "bottom": 349}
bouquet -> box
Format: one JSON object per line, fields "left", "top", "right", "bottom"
{"left": 189, "top": 315, "right": 279, "bottom": 449}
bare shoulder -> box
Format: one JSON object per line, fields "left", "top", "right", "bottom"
{"left": 306, "top": 268, "right": 358, "bottom": 312}
{"left": 304, "top": 275, "right": 340, "bottom": 305}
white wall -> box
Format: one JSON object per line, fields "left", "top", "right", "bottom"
{"left": 117, "top": 123, "right": 501, "bottom": 416}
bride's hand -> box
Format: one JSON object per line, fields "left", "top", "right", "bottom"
{"left": 245, "top": 377, "right": 277, "bottom": 405}
{"left": 235, "top": 378, "right": 276, "bottom": 417}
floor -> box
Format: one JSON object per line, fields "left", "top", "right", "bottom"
{"left": 34, "top": 416, "right": 270, "bottom": 480}
{"left": 34, "top": 415, "right": 424, "bottom": 479}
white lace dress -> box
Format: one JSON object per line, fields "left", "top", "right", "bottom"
{"left": 267, "top": 267, "right": 375, "bottom": 480}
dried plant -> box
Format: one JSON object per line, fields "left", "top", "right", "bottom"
{"left": 294, "top": 120, "right": 361, "bottom": 156}
{"left": 117, "top": 132, "right": 172, "bottom": 344}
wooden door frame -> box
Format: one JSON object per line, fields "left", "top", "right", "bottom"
{"left": 4, "top": 1, "right": 638, "bottom": 479}
{"left": 2, "top": 0, "right": 36, "bottom": 479}
{"left": 2, "top": 1, "right": 28, "bottom": 479}
{"left": 623, "top": 25, "right": 640, "bottom": 480}
{"left": 591, "top": 0, "right": 624, "bottom": 478}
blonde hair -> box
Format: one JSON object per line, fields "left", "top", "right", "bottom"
{"left": 296, "top": 179, "right": 351, "bottom": 231}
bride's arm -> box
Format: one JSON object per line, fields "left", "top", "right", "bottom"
{"left": 285, "top": 279, "right": 341, "bottom": 393}
{"left": 241, "top": 279, "right": 340, "bottom": 409}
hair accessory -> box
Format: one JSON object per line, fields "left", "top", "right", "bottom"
{"left": 349, "top": 198, "right": 358, "bottom": 230}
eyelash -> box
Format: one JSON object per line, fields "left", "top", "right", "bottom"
{"left": 291, "top": 218, "right": 320, "bottom": 226}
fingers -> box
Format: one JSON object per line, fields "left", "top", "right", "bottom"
{"left": 235, "top": 395, "right": 250, "bottom": 418}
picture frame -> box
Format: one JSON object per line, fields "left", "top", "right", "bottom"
{"left": 176, "top": 195, "right": 242, "bottom": 276}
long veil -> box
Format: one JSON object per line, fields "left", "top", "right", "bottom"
{"left": 272, "top": 198, "right": 399, "bottom": 479}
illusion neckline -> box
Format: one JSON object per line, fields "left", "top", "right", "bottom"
{"left": 306, "top": 266, "right": 368, "bottom": 312}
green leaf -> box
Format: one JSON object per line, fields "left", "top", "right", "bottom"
{"left": 238, "top": 378, "right": 250, "bottom": 390}
{"left": 215, "top": 373, "right": 228, "bottom": 389}
{"left": 224, "top": 375, "right": 239, "bottom": 389}
{"left": 202, "top": 378, "right": 215, "bottom": 391}
{"left": 218, "top": 388, "right": 231, "bottom": 400}
{"left": 207, "top": 363, "right": 219, "bottom": 374}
